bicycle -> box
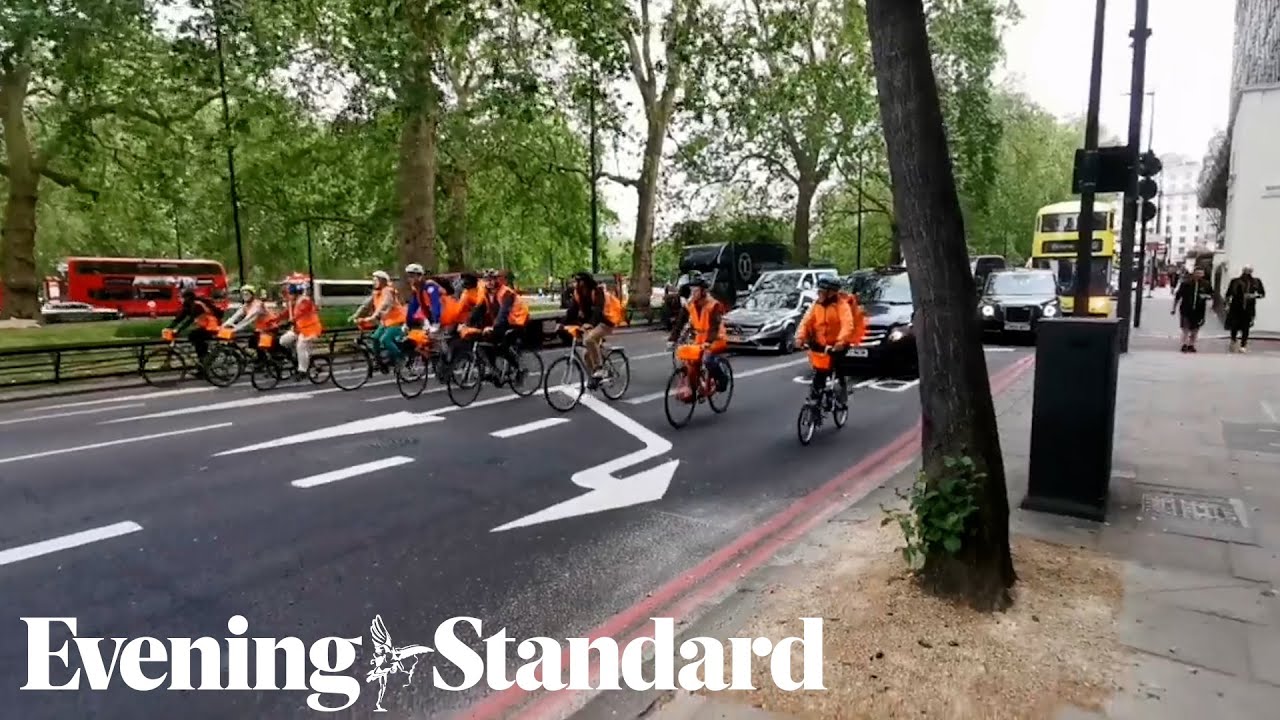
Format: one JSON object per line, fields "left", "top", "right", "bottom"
{"left": 395, "top": 327, "right": 452, "bottom": 399}
{"left": 329, "top": 320, "right": 393, "bottom": 391}
{"left": 663, "top": 343, "right": 734, "bottom": 428}
{"left": 544, "top": 324, "right": 631, "bottom": 412}
{"left": 796, "top": 347, "right": 849, "bottom": 445}
{"left": 446, "top": 326, "right": 544, "bottom": 407}
{"left": 141, "top": 329, "right": 200, "bottom": 387}
{"left": 249, "top": 332, "right": 333, "bottom": 390}
{"left": 203, "top": 327, "right": 250, "bottom": 387}
{"left": 670, "top": 325, "right": 693, "bottom": 370}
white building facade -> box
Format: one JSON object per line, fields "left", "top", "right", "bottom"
{"left": 1199, "top": 0, "right": 1280, "bottom": 335}
{"left": 1159, "top": 154, "right": 1218, "bottom": 259}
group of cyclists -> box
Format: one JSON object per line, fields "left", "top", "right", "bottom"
{"left": 163, "top": 266, "right": 867, "bottom": 436}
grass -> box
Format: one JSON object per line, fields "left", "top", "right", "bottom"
{"left": 0, "top": 304, "right": 564, "bottom": 352}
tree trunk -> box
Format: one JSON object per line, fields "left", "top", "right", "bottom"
{"left": 396, "top": 105, "right": 438, "bottom": 273}
{"left": 0, "top": 62, "right": 40, "bottom": 320}
{"left": 890, "top": 221, "right": 903, "bottom": 265}
{"left": 866, "top": 0, "right": 1015, "bottom": 611}
{"left": 792, "top": 175, "right": 818, "bottom": 266}
{"left": 442, "top": 166, "right": 469, "bottom": 272}
{"left": 629, "top": 117, "right": 665, "bottom": 310}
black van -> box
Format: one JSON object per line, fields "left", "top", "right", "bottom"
{"left": 971, "top": 255, "right": 1008, "bottom": 291}
{"left": 677, "top": 242, "right": 791, "bottom": 307}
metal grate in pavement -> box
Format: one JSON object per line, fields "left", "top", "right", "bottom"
{"left": 1141, "top": 491, "right": 1248, "bottom": 528}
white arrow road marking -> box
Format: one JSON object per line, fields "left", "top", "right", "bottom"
{"left": 491, "top": 417, "right": 569, "bottom": 438}
{"left": 101, "top": 392, "right": 315, "bottom": 424}
{"left": 0, "top": 423, "right": 233, "bottom": 466}
{"left": 492, "top": 391, "right": 677, "bottom": 532}
{"left": 0, "top": 521, "right": 143, "bottom": 567}
{"left": 214, "top": 411, "right": 444, "bottom": 456}
{"left": 291, "top": 457, "right": 415, "bottom": 488}
{"left": 0, "top": 403, "right": 146, "bottom": 426}
{"left": 984, "top": 347, "right": 1016, "bottom": 352}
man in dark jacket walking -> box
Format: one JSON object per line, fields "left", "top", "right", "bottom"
{"left": 1172, "top": 267, "right": 1214, "bottom": 353}
{"left": 1224, "top": 265, "right": 1266, "bottom": 352}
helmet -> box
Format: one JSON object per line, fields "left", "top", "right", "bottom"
{"left": 177, "top": 277, "right": 197, "bottom": 296}
{"left": 372, "top": 270, "right": 391, "bottom": 282}
{"left": 483, "top": 268, "right": 500, "bottom": 279}
{"left": 687, "top": 274, "right": 709, "bottom": 289}
{"left": 239, "top": 284, "right": 257, "bottom": 296}
{"left": 460, "top": 273, "right": 479, "bottom": 288}
{"left": 816, "top": 277, "right": 840, "bottom": 291}
{"left": 404, "top": 263, "right": 424, "bottom": 275}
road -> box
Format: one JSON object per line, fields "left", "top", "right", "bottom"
{"left": 0, "top": 329, "right": 1033, "bottom": 719}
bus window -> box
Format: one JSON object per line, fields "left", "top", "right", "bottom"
{"left": 1038, "top": 211, "right": 1109, "bottom": 233}
{"left": 1033, "top": 258, "right": 1110, "bottom": 295}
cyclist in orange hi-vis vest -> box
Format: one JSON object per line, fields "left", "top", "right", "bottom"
{"left": 351, "top": 270, "right": 408, "bottom": 364}
{"left": 166, "top": 278, "right": 223, "bottom": 370}
{"left": 665, "top": 274, "right": 730, "bottom": 392}
{"left": 279, "top": 282, "right": 323, "bottom": 378}
{"left": 794, "top": 277, "right": 856, "bottom": 400}
{"left": 469, "top": 269, "right": 529, "bottom": 367}
{"left": 560, "top": 271, "right": 627, "bottom": 385}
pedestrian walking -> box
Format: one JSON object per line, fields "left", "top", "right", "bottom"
{"left": 1172, "top": 267, "right": 1214, "bottom": 353}
{"left": 1224, "top": 264, "right": 1267, "bottom": 353}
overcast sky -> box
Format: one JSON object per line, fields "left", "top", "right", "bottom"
{"left": 600, "top": 0, "right": 1236, "bottom": 244}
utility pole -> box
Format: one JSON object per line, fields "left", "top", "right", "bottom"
{"left": 305, "top": 219, "right": 315, "bottom": 297}
{"left": 855, "top": 147, "right": 864, "bottom": 269}
{"left": 1072, "top": 0, "right": 1108, "bottom": 317}
{"left": 588, "top": 70, "right": 600, "bottom": 274}
{"left": 213, "top": 0, "right": 246, "bottom": 285}
{"left": 1134, "top": 91, "right": 1155, "bottom": 326}
{"left": 1114, "top": 0, "right": 1151, "bottom": 351}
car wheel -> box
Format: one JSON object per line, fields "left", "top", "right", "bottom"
{"left": 779, "top": 328, "right": 795, "bottom": 355}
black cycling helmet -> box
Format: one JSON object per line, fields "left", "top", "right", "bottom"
{"left": 461, "top": 272, "right": 479, "bottom": 288}
{"left": 817, "top": 277, "right": 841, "bottom": 291}
{"left": 687, "top": 274, "right": 710, "bottom": 289}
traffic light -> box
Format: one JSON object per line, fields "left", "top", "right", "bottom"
{"left": 1136, "top": 151, "right": 1161, "bottom": 224}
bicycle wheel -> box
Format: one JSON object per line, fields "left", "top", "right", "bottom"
{"left": 599, "top": 349, "right": 631, "bottom": 401}
{"left": 664, "top": 368, "right": 696, "bottom": 428}
{"left": 396, "top": 352, "right": 431, "bottom": 399}
{"left": 446, "top": 349, "right": 484, "bottom": 407}
{"left": 797, "top": 404, "right": 818, "bottom": 445}
{"left": 331, "top": 343, "right": 374, "bottom": 391}
{"left": 708, "top": 360, "right": 734, "bottom": 414}
{"left": 307, "top": 356, "right": 332, "bottom": 384}
{"left": 142, "top": 346, "right": 188, "bottom": 387}
{"left": 204, "top": 345, "right": 243, "bottom": 388}
{"left": 544, "top": 355, "right": 585, "bottom": 412}
{"left": 507, "top": 348, "right": 544, "bottom": 397}
{"left": 251, "top": 357, "right": 282, "bottom": 391}
{"left": 832, "top": 384, "right": 849, "bottom": 428}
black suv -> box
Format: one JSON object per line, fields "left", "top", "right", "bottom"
{"left": 843, "top": 266, "right": 917, "bottom": 374}
{"left": 978, "top": 268, "right": 1061, "bottom": 339}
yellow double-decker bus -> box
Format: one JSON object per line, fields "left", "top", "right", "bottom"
{"left": 1030, "top": 199, "right": 1119, "bottom": 316}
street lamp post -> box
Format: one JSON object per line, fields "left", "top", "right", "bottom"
{"left": 855, "top": 147, "right": 864, "bottom": 269}
{"left": 1071, "top": 0, "right": 1108, "bottom": 317}
{"left": 1133, "top": 90, "right": 1155, "bottom": 326}
{"left": 588, "top": 70, "right": 600, "bottom": 275}
{"left": 213, "top": 0, "right": 246, "bottom": 285}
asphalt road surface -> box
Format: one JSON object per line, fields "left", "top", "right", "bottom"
{"left": 0, "top": 329, "right": 1032, "bottom": 719}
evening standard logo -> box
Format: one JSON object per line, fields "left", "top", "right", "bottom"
{"left": 21, "top": 614, "right": 825, "bottom": 712}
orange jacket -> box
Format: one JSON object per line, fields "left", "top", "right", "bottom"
{"left": 795, "top": 298, "right": 855, "bottom": 348}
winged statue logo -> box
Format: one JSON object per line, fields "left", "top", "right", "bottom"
{"left": 365, "top": 615, "right": 433, "bottom": 712}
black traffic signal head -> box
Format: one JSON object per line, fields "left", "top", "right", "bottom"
{"left": 1138, "top": 176, "right": 1158, "bottom": 199}
{"left": 1138, "top": 151, "right": 1162, "bottom": 177}
{"left": 1141, "top": 200, "right": 1158, "bottom": 223}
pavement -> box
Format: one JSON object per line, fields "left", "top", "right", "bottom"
{"left": 0, "top": 326, "right": 1033, "bottom": 719}
{"left": 626, "top": 305, "right": 1280, "bottom": 720}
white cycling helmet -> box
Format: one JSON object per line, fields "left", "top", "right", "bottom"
{"left": 404, "top": 263, "right": 424, "bottom": 275}
{"left": 372, "top": 270, "right": 391, "bottom": 282}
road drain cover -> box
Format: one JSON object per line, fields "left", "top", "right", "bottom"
{"left": 1141, "top": 490, "right": 1247, "bottom": 528}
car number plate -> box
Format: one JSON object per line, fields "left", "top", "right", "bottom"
{"left": 848, "top": 348, "right": 869, "bottom": 357}
{"left": 1004, "top": 321, "right": 1031, "bottom": 331}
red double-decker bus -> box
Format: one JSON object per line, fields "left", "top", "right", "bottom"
{"left": 46, "top": 257, "right": 230, "bottom": 317}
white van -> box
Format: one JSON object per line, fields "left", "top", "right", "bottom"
{"left": 749, "top": 268, "right": 839, "bottom": 296}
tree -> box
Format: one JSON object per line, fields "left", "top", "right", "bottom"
{"left": 685, "top": 0, "right": 876, "bottom": 266}
{"left": 865, "top": 0, "right": 1014, "bottom": 610}
{"left": 1, "top": 0, "right": 217, "bottom": 318}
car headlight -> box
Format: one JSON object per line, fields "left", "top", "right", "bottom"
{"left": 888, "top": 325, "right": 911, "bottom": 342}
{"left": 981, "top": 304, "right": 995, "bottom": 317}
{"left": 1043, "top": 304, "right": 1058, "bottom": 317}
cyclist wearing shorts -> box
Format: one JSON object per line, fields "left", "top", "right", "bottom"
{"left": 562, "top": 271, "right": 626, "bottom": 383}
{"left": 166, "top": 279, "right": 222, "bottom": 370}
{"left": 666, "top": 275, "right": 729, "bottom": 392}
{"left": 794, "top": 277, "right": 855, "bottom": 398}
{"left": 279, "top": 282, "right": 322, "bottom": 377}
{"left": 351, "top": 270, "right": 408, "bottom": 363}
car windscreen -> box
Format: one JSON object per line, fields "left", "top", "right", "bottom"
{"left": 986, "top": 273, "right": 1057, "bottom": 296}
{"left": 754, "top": 274, "right": 801, "bottom": 293}
{"left": 848, "top": 272, "right": 912, "bottom": 304}
{"left": 738, "top": 292, "right": 799, "bottom": 311}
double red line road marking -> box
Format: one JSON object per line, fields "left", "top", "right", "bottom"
{"left": 460, "top": 354, "right": 1036, "bottom": 720}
